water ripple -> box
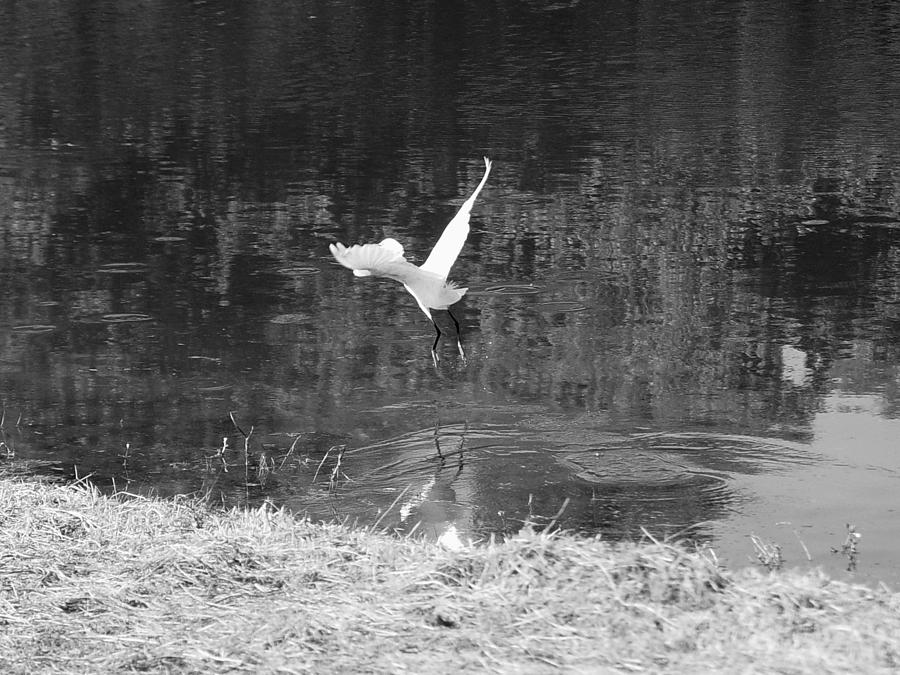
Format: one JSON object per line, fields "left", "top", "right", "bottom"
{"left": 12, "top": 324, "right": 56, "bottom": 334}
{"left": 100, "top": 313, "right": 153, "bottom": 323}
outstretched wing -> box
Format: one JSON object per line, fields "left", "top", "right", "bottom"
{"left": 420, "top": 156, "right": 492, "bottom": 278}
{"left": 329, "top": 239, "right": 420, "bottom": 283}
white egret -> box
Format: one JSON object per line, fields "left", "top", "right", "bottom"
{"left": 330, "top": 157, "right": 492, "bottom": 365}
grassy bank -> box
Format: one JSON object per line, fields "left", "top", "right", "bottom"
{"left": 0, "top": 475, "right": 897, "bottom": 674}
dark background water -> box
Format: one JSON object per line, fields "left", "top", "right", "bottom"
{"left": 2, "top": 1, "right": 900, "bottom": 583}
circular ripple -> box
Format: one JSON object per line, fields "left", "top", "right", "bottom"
{"left": 187, "top": 355, "right": 222, "bottom": 363}
{"left": 97, "top": 262, "right": 148, "bottom": 274}
{"left": 12, "top": 324, "right": 56, "bottom": 334}
{"left": 277, "top": 266, "right": 321, "bottom": 276}
{"left": 101, "top": 313, "right": 153, "bottom": 323}
{"left": 270, "top": 313, "right": 308, "bottom": 325}
{"left": 197, "top": 384, "right": 232, "bottom": 394}
{"left": 473, "top": 284, "right": 542, "bottom": 296}
{"left": 854, "top": 220, "right": 900, "bottom": 229}
{"left": 536, "top": 301, "right": 588, "bottom": 314}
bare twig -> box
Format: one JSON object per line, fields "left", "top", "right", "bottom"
{"left": 328, "top": 445, "right": 347, "bottom": 490}
{"left": 228, "top": 411, "right": 247, "bottom": 437}
{"left": 313, "top": 446, "right": 334, "bottom": 483}
{"left": 279, "top": 434, "right": 304, "bottom": 470}
{"left": 371, "top": 485, "right": 411, "bottom": 532}
{"left": 793, "top": 530, "right": 812, "bottom": 562}
{"left": 545, "top": 497, "right": 571, "bottom": 533}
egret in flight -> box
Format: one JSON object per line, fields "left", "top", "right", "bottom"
{"left": 330, "top": 157, "right": 492, "bottom": 365}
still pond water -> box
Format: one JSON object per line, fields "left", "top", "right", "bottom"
{"left": 2, "top": 1, "right": 900, "bottom": 584}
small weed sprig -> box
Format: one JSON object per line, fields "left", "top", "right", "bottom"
{"left": 832, "top": 523, "right": 861, "bottom": 572}
{"left": 313, "top": 444, "right": 349, "bottom": 490}
{"left": 750, "top": 534, "right": 783, "bottom": 571}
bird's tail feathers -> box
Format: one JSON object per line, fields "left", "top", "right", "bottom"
{"left": 330, "top": 240, "right": 407, "bottom": 276}
{"left": 444, "top": 281, "right": 468, "bottom": 304}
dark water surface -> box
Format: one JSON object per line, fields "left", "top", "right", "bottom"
{"left": 2, "top": 1, "right": 900, "bottom": 584}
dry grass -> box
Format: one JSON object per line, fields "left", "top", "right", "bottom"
{"left": 0, "top": 475, "right": 898, "bottom": 674}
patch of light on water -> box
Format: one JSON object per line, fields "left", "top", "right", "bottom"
{"left": 780, "top": 344, "right": 811, "bottom": 386}
{"left": 812, "top": 394, "right": 900, "bottom": 469}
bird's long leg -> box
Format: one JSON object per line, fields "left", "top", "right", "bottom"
{"left": 448, "top": 309, "right": 466, "bottom": 361}
{"left": 431, "top": 321, "right": 442, "bottom": 367}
